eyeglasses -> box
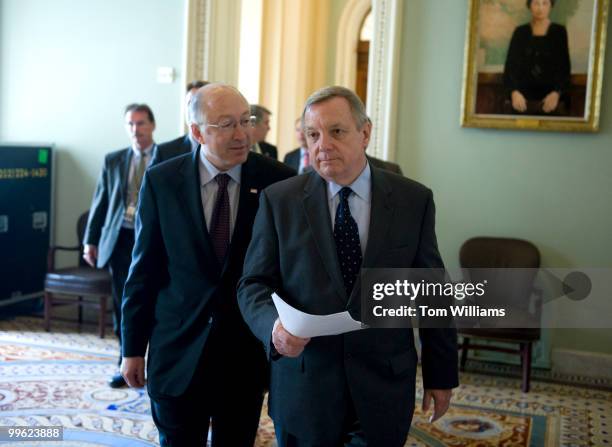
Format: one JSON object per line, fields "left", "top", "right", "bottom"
{"left": 202, "top": 115, "right": 257, "bottom": 133}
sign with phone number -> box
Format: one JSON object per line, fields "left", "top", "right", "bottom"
{"left": 0, "top": 426, "right": 63, "bottom": 441}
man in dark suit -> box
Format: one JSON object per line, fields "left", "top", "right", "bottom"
{"left": 151, "top": 80, "right": 209, "bottom": 165}
{"left": 83, "top": 103, "right": 157, "bottom": 388}
{"left": 283, "top": 118, "right": 309, "bottom": 173}
{"left": 367, "top": 155, "right": 403, "bottom": 175}
{"left": 238, "top": 86, "right": 458, "bottom": 447}
{"left": 286, "top": 118, "right": 403, "bottom": 175}
{"left": 121, "top": 84, "right": 295, "bottom": 446}
{"left": 250, "top": 104, "right": 278, "bottom": 159}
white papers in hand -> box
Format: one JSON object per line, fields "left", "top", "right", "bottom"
{"left": 272, "top": 292, "right": 363, "bottom": 338}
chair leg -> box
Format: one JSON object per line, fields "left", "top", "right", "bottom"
{"left": 78, "top": 296, "right": 83, "bottom": 324}
{"left": 460, "top": 337, "right": 470, "bottom": 372}
{"left": 99, "top": 296, "right": 107, "bottom": 339}
{"left": 44, "top": 292, "right": 52, "bottom": 332}
{"left": 520, "top": 342, "right": 532, "bottom": 393}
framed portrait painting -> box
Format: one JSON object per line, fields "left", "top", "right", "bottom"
{"left": 461, "top": 0, "right": 609, "bottom": 132}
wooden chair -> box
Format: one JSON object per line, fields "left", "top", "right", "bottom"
{"left": 458, "top": 237, "right": 541, "bottom": 392}
{"left": 44, "top": 211, "right": 112, "bottom": 338}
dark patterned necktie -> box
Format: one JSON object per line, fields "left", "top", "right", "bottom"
{"left": 333, "top": 187, "right": 363, "bottom": 296}
{"left": 210, "top": 174, "right": 230, "bottom": 263}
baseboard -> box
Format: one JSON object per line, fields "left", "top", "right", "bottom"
{"left": 552, "top": 349, "right": 612, "bottom": 379}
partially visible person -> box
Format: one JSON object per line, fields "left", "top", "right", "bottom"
{"left": 151, "top": 80, "right": 209, "bottom": 165}
{"left": 503, "top": 0, "right": 570, "bottom": 115}
{"left": 285, "top": 117, "right": 403, "bottom": 175}
{"left": 250, "top": 104, "right": 277, "bottom": 159}
{"left": 283, "top": 118, "right": 309, "bottom": 173}
{"left": 83, "top": 103, "right": 156, "bottom": 388}
{"left": 368, "top": 155, "right": 403, "bottom": 175}
{"left": 121, "top": 84, "right": 295, "bottom": 446}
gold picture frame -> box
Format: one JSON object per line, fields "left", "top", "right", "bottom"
{"left": 461, "top": 0, "right": 609, "bottom": 132}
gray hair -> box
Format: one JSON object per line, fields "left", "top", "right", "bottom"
{"left": 189, "top": 83, "right": 248, "bottom": 126}
{"left": 250, "top": 104, "right": 272, "bottom": 124}
{"left": 301, "top": 86, "right": 369, "bottom": 129}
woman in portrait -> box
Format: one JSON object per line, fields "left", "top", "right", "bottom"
{"left": 503, "top": 0, "right": 571, "bottom": 115}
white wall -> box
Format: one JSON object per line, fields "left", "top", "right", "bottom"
{"left": 0, "top": 0, "right": 186, "bottom": 257}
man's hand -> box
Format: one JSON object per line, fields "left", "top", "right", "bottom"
{"left": 542, "top": 91, "right": 560, "bottom": 113}
{"left": 272, "top": 320, "right": 310, "bottom": 358}
{"left": 422, "top": 389, "right": 452, "bottom": 423}
{"left": 83, "top": 244, "right": 98, "bottom": 267}
{"left": 511, "top": 90, "right": 527, "bottom": 112}
{"left": 121, "top": 356, "right": 146, "bottom": 388}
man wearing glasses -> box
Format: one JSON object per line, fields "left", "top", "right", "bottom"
{"left": 120, "top": 83, "right": 295, "bottom": 446}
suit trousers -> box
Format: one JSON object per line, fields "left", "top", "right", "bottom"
{"left": 275, "top": 424, "right": 368, "bottom": 447}
{"left": 150, "top": 322, "right": 265, "bottom": 447}
{"left": 107, "top": 227, "right": 134, "bottom": 364}
{"left": 275, "top": 390, "right": 368, "bottom": 447}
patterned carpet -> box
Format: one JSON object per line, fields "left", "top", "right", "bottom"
{"left": 1, "top": 317, "right": 611, "bottom": 446}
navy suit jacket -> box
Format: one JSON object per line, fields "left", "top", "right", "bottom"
{"left": 283, "top": 147, "right": 301, "bottom": 172}
{"left": 121, "top": 150, "right": 295, "bottom": 397}
{"left": 259, "top": 141, "right": 277, "bottom": 159}
{"left": 84, "top": 148, "right": 132, "bottom": 267}
{"left": 238, "top": 167, "right": 458, "bottom": 445}
{"left": 151, "top": 135, "right": 193, "bottom": 166}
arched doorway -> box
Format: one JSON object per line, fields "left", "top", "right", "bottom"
{"left": 356, "top": 10, "right": 372, "bottom": 105}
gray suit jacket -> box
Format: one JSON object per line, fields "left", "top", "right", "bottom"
{"left": 84, "top": 148, "right": 132, "bottom": 267}
{"left": 238, "top": 167, "right": 458, "bottom": 445}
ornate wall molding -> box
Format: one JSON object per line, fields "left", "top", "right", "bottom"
{"left": 335, "top": 0, "right": 372, "bottom": 89}
{"left": 184, "top": 0, "right": 242, "bottom": 86}
{"left": 366, "top": 0, "right": 403, "bottom": 162}
{"left": 335, "top": 0, "right": 403, "bottom": 162}
{"left": 184, "top": 0, "right": 207, "bottom": 85}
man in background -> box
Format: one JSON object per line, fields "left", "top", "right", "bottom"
{"left": 283, "top": 118, "right": 309, "bottom": 173}
{"left": 83, "top": 103, "right": 156, "bottom": 388}
{"left": 121, "top": 84, "right": 295, "bottom": 446}
{"left": 151, "top": 80, "right": 209, "bottom": 165}
{"left": 250, "top": 104, "right": 277, "bottom": 159}
{"left": 285, "top": 117, "right": 403, "bottom": 175}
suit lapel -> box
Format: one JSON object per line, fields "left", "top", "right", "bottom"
{"left": 119, "top": 148, "right": 132, "bottom": 199}
{"left": 346, "top": 166, "right": 393, "bottom": 311}
{"left": 178, "top": 148, "right": 221, "bottom": 276}
{"left": 362, "top": 167, "right": 393, "bottom": 268}
{"left": 303, "top": 172, "right": 347, "bottom": 305}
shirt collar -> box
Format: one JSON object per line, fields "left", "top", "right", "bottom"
{"left": 327, "top": 161, "right": 371, "bottom": 203}
{"left": 131, "top": 143, "right": 155, "bottom": 158}
{"left": 199, "top": 148, "right": 242, "bottom": 187}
